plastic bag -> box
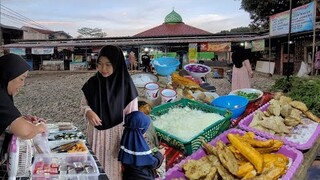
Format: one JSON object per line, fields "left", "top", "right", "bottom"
{"left": 32, "top": 133, "right": 51, "bottom": 154}
{"left": 297, "top": 61, "right": 311, "bottom": 77}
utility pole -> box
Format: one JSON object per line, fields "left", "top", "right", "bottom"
{"left": 284, "top": 0, "right": 293, "bottom": 93}
{"left": 0, "top": 0, "right": 3, "bottom": 55}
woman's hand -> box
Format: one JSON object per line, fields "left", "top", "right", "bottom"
{"left": 35, "top": 122, "right": 47, "bottom": 134}
{"left": 24, "top": 115, "right": 47, "bottom": 124}
{"left": 86, "top": 110, "right": 102, "bottom": 126}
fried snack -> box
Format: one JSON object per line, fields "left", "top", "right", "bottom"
{"left": 182, "top": 157, "right": 212, "bottom": 180}
{"left": 279, "top": 95, "right": 292, "bottom": 105}
{"left": 228, "top": 145, "right": 248, "bottom": 163}
{"left": 256, "top": 154, "right": 288, "bottom": 180}
{"left": 289, "top": 100, "right": 308, "bottom": 112}
{"left": 243, "top": 131, "right": 255, "bottom": 139}
{"left": 172, "top": 72, "right": 203, "bottom": 90}
{"left": 242, "top": 170, "right": 257, "bottom": 179}
{"left": 213, "top": 160, "right": 235, "bottom": 180}
{"left": 284, "top": 116, "right": 301, "bottom": 127}
{"left": 202, "top": 140, "right": 218, "bottom": 155}
{"left": 216, "top": 141, "right": 239, "bottom": 176}
{"left": 273, "top": 92, "right": 284, "bottom": 100}
{"left": 267, "top": 99, "right": 281, "bottom": 116}
{"left": 259, "top": 116, "right": 290, "bottom": 134}
{"left": 138, "top": 101, "right": 152, "bottom": 115}
{"left": 280, "top": 104, "right": 292, "bottom": 118}
{"left": 237, "top": 162, "right": 255, "bottom": 178}
{"left": 227, "top": 134, "right": 264, "bottom": 174}
{"left": 255, "top": 140, "right": 283, "bottom": 154}
{"left": 183, "top": 88, "right": 194, "bottom": 99}
{"left": 235, "top": 135, "right": 275, "bottom": 148}
{"left": 304, "top": 111, "right": 320, "bottom": 123}
{"left": 203, "top": 167, "right": 218, "bottom": 180}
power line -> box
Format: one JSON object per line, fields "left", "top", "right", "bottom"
{"left": 0, "top": 4, "right": 51, "bottom": 30}
{"left": 0, "top": 12, "right": 50, "bottom": 30}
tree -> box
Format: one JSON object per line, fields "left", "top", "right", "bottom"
{"left": 240, "top": 0, "right": 312, "bottom": 30}
{"left": 219, "top": 26, "right": 255, "bottom": 34}
{"left": 77, "top": 27, "right": 107, "bottom": 38}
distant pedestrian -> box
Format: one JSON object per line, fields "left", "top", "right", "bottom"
{"left": 231, "top": 46, "right": 253, "bottom": 91}
{"left": 129, "top": 51, "right": 137, "bottom": 71}
{"left": 141, "top": 52, "right": 152, "bottom": 72}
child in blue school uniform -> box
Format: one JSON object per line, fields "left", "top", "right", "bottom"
{"left": 118, "top": 111, "right": 164, "bottom": 180}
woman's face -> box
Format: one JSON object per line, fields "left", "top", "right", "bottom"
{"left": 7, "top": 71, "right": 28, "bottom": 96}
{"left": 97, "top": 56, "right": 114, "bottom": 77}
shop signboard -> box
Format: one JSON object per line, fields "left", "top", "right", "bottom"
{"left": 32, "top": 48, "right": 54, "bottom": 55}
{"left": 70, "top": 62, "right": 87, "bottom": 71}
{"left": 251, "top": 39, "right": 265, "bottom": 52}
{"left": 9, "top": 48, "right": 26, "bottom": 55}
{"left": 200, "top": 42, "right": 231, "bottom": 52}
{"left": 269, "top": 1, "right": 315, "bottom": 37}
{"left": 188, "top": 43, "right": 198, "bottom": 63}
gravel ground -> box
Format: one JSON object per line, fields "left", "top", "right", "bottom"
{"left": 14, "top": 70, "right": 281, "bottom": 133}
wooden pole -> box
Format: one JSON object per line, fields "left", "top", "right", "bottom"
{"left": 311, "top": 0, "right": 317, "bottom": 75}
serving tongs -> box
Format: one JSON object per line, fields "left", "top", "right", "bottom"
{"left": 51, "top": 140, "right": 79, "bottom": 153}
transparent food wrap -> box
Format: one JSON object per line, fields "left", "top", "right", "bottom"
{"left": 165, "top": 128, "right": 303, "bottom": 180}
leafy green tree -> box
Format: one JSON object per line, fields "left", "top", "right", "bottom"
{"left": 77, "top": 27, "right": 107, "bottom": 38}
{"left": 240, "top": 0, "right": 312, "bottom": 30}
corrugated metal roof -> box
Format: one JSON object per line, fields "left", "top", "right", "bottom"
{"left": 2, "top": 35, "right": 259, "bottom": 48}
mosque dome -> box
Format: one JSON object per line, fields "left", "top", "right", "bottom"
{"left": 164, "top": 10, "right": 183, "bottom": 24}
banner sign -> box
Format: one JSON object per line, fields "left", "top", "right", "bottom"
{"left": 269, "top": 1, "right": 315, "bottom": 36}
{"left": 32, "top": 48, "right": 54, "bottom": 55}
{"left": 200, "top": 42, "right": 231, "bottom": 52}
{"left": 9, "top": 48, "right": 26, "bottom": 55}
{"left": 188, "top": 43, "right": 198, "bottom": 63}
{"left": 251, "top": 39, "right": 265, "bottom": 52}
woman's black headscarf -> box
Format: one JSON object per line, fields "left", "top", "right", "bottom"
{"left": 82, "top": 45, "right": 138, "bottom": 130}
{"left": 231, "top": 46, "right": 247, "bottom": 68}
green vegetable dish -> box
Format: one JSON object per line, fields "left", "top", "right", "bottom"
{"left": 236, "top": 91, "right": 260, "bottom": 100}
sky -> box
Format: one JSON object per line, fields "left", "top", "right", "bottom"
{"left": 0, "top": 0, "right": 252, "bottom": 38}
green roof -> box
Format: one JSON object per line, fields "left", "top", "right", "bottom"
{"left": 164, "top": 10, "right": 183, "bottom": 24}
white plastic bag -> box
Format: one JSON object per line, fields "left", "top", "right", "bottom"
{"left": 297, "top": 61, "right": 311, "bottom": 77}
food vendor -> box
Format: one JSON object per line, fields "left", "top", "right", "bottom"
{"left": 0, "top": 54, "right": 46, "bottom": 162}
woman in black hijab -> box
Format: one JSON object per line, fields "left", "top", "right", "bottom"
{"left": 0, "top": 53, "right": 47, "bottom": 161}
{"left": 81, "top": 45, "right": 138, "bottom": 179}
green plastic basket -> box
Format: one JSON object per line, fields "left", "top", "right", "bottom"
{"left": 150, "top": 98, "right": 232, "bottom": 155}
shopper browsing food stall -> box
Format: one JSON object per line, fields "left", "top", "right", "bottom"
{"left": 81, "top": 45, "right": 138, "bottom": 179}
{"left": 0, "top": 54, "right": 47, "bottom": 161}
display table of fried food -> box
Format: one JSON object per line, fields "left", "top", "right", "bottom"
{"left": 136, "top": 73, "right": 320, "bottom": 179}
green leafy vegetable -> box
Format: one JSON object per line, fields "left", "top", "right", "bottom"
{"left": 270, "top": 76, "right": 320, "bottom": 117}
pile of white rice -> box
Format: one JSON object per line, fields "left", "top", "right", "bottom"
{"left": 153, "top": 106, "right": 224, "bottom": 141}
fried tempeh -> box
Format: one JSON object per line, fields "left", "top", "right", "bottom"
{"left": 216, "top": 141, "right": 239, "bottom": 176}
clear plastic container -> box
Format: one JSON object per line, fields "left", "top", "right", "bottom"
{"left": 31, "top": 153, "right": 99, "bottom": 180}
{"left": 49, "top": 140, "right": 89, "bottom": 154}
